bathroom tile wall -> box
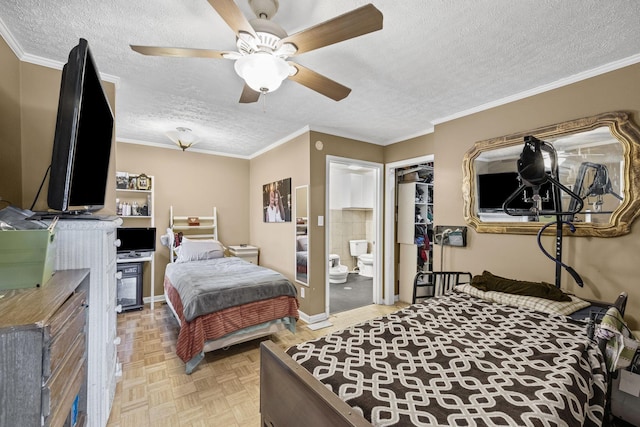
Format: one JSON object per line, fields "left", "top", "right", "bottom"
{"left": 330, "top": 208, "right": 374, "bottom": 271}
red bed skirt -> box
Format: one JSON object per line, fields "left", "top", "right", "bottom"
{"left": 165, "top": 277, "right": 299, "bottom": 363}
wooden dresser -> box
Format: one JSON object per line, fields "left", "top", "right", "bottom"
{"left": 0, "top": 269, "right": 90, "bottom": 427}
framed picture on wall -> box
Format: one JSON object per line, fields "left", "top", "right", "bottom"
{"left": 263, "top": 178, "right": 292, "bottom": 223}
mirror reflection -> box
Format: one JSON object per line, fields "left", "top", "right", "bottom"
{"left": 462, "top": 111, "right": 640, "bottom": 236}
{"left": 295, "top": 186, "right": 308, "bottom": 285}
{"left": 474, "top": 127, "right": 624, "bottom": 224}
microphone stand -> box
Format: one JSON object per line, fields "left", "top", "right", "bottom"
{"left": 502, "top": 136, "right": 584, "bottom": 288}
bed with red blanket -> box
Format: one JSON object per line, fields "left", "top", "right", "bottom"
{"left": 163, "top": 237, "right": 298, "bottom": 374}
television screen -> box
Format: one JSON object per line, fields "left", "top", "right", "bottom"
{"left": 478, "top": 172, "right": 555, "bottom": 213}
{"left": 47, "top": 38, "right": 114, "bottom": 213}
{"left": 116, "top": 227, "right": 156, "bottom": 255}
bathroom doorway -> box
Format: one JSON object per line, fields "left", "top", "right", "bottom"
{"left": 326, "top": 157, "right": 383, "bottom": 315}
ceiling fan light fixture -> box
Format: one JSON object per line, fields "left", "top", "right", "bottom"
{"left": 234, "top": 53, "right": 289, "bottom": 94}
{"left": 166, "top": 127, "right": 200, "bottom": 151}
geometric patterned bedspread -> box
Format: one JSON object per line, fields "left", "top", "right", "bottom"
{"left": 286, "top": 292, "right": 607, "bottom": 427}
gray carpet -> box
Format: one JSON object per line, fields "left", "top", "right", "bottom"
{"left": 330, "top": 273, "right": 373, "bottom": 314}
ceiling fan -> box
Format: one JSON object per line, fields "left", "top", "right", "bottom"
{"left": 130, "top": 0, "right": 383, "bottom": 103}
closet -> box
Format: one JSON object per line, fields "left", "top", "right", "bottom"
{"left": 397, "top": 163, "right": 434, "bottom": 303}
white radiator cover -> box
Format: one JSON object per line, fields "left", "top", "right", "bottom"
{"left": 54, "top": 218, "right": 122, "bottom": 427}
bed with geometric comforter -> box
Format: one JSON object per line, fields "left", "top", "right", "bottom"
{"left": 281, "top": 291, "right": 606, "bottom": 427}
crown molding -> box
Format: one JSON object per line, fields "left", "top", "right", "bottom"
{"left": 432, "top": 53, "right": 640, "bottom": 126}
{"left": 117, "top": 137, "right": 251, "bottom": 159}
{"left": 0, "top": 19, "right": 120, "bottom": 86}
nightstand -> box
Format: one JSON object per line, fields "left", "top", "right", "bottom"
{"left": 228, "top": 245, "right": 260, "bottom": 265}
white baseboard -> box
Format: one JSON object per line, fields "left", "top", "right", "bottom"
{"left": 297, "top": 310, "right": 328, "bottom": 325}
{"left": 143, "top": 295, "right": 166, "bottom": 305}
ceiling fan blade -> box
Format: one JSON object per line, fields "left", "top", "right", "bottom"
{"left": 278, "top": 4, "right": 383, "bottom": 55}
{"left": 206, "top": 0, "right": 258, "bottom": 39}
{"left": 130, "top": 45, "right": 228, "bottom": 59}
{"left": 239, "top": 84, "right": 261, "bottom": 103}
{"left": 288, "top": 62, "right": 351, "bottom": 101}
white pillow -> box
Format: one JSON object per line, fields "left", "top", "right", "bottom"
{"left": 297, "top": 236, "right": 308, "bottom": 251}
{"left": 175, "top": 237, "right": 225, "bottom": 263}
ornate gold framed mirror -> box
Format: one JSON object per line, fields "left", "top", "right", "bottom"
{"left": 462, "top": 111, "right": 640, "bottom": 236}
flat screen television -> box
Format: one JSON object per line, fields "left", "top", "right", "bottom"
{"left": 47, "top": 38, "right": 114, "bottom": 214}
{"left": 116, "top": 227, "right": 157, "bottom": 256}
{"left": 477, "top": 171, "right": 555, "bottom": 213}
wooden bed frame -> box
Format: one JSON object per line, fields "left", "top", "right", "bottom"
{"left": 260, "top": 291, "right": 629, "bottom": 427}
{"left": 260, "top": 340, "right": 370, "bottom": 427}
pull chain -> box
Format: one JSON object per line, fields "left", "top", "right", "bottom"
{"left": 261, "top": 90, "right": 268, "bottom": 113}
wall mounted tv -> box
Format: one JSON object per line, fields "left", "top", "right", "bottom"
{"left": 47, "top": 38, "right": 114, "bottom": 214}
{"left": 477, "top": 171, "right": 555, "bottom": 213}
{"left": 116, "top": 227, "right": 157, "bottom": 256}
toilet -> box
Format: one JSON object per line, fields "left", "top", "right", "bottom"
{"left": 357, "top": 253, "right": 374, "bottom": 277}
{"left": 329, "top": 254, "right": 349, "bottom": 284}
{"left": 349, "top": 240, "right": 373, "bottom": 278}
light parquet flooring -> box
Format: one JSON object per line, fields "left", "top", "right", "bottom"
{"left": 107, "top": 301, "right": 408, "bottom": 427}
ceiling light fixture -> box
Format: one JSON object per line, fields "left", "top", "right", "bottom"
{"left": 234, "top": 52, "right": 290, "bottom": 94}
{"left": 166, "top": 127, "right": 199, "bottom": 151}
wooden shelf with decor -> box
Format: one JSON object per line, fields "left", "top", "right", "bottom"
{"left": 115, "top": 171, "right": 155, "bottom": 310}
{"left": 170, "top": 206, "right": 218, "bottom": 238}
{"left": 115, "top": 172, "right": 154, "bottom": 221}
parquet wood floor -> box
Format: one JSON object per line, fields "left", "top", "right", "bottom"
{"left": 106, "top": 301, "right": 408, "bottom": 427}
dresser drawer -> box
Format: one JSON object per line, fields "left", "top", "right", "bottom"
{"left": 46, "top": 360, "right": 85, "bottom": 427}
{"left": 42, "top": 333, "right": 86, "bottom": 421}
{"left": 48, "top": 290, "right": 87, "bottom": 338}
{"left": 45, "top": 303, "right": 86, "bottom": 379}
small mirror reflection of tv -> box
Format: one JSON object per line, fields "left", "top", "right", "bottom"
{"left": 477, "top": 172, "right": 555, "bottom": 213}
{"left": 117, "top": 228, "right": 157, "bottom": 257}
{"left": 47, "top": 38, "right": 114, "bottom": 214}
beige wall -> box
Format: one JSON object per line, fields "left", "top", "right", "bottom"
{"left": 0, "top": 37, "right": 23, "bottom": 206}
{"left": 431, "top": 63, "right": 640, "bottom": 329}
{"left": 249, "top": 133, "right": 310, "bottom": 311}
{"left": 116, "top": 142, "right": 250, "bottom": 298}
{"left": 384, "top": 133, "right": 434, "bottom": 164}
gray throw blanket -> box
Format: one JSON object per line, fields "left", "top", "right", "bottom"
{"left": 165, "top": 257, "right": 297, "bottom": 322}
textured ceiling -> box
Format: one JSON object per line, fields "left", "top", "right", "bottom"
{"left": 2, "top": 1, "right": 640, "bottom": 158}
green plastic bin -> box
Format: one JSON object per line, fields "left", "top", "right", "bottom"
{"left": 0, "top": 229, "right": 56, "bottom": 290}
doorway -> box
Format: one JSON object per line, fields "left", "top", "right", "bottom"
{"left": 384, "top": 155, "right": 434, "bottom": 305}
{"left": 326, "top": 156, "right": 383, "bottom": 315}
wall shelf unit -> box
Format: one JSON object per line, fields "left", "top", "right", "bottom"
{"left": 115, "top": 171, "right": 155, "bottom": 310}
{"left": 116, "top": 172, "right": 154, "bottom": 220}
